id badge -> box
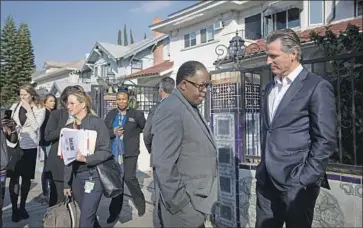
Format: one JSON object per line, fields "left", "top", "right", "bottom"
{"left": 118, "top": 154, "right": 123, "bottom": 165}
{"left": 84, "top": 180, "right": 95, "bottom": 193}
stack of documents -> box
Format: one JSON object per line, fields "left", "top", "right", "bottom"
{"left": 58, "top": 128, "right": 98, "bottom": 165}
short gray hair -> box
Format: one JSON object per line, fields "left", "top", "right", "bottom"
{"left": 159, "top": 77, "right": 175, "bottom": 94}
{"left": 266, "top": 29, "right": 302, "bottom": 62}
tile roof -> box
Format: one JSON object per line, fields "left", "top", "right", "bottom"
{"left": 215, "top": 18, "right": 362, "bottom": 65}
{"left": 252, "top": 18, "right": 363, "bottom": 54}
{"left": 125, "top": 60, "right": 174, "bottom": 79}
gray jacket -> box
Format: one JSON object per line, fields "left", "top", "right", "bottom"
{"left": 1, "top": 128, "right": 9, "bottom": 170}
{"left": 151, "top": 88, "right": 218, "bottom": 215}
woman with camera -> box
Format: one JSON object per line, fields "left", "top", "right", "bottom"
{"left": 6, "top": 83, "right": 45, "bottom": 222}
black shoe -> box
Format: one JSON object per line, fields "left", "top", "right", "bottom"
{"left": 18, "top": 207, "right": 29, "bottom": 219}
{"left": 138, "top": 206, "right": 146, "bottom": 217}
{"left": 11, "top": 210, "right": 21, "bottom": 223}
{"left": 106, "top": 214, "right": 119, "bottom": 224}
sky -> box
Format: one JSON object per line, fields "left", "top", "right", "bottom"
{"left": 1, "top": 1, "right": 199, "bottom": 70}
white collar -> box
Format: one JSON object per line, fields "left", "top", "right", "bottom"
{"left": 274, "top": 64, "right": 303, "bottom": 85}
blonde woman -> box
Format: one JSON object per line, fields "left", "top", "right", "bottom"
{"left": 63, "top": 86, "right": 112, "bottom": 227}
{"left": 6, "top": 83, "right": 46, "bottom": 222}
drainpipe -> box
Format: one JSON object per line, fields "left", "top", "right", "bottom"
{"left": 327, "top": 0, "right": 336, "bottom": 24}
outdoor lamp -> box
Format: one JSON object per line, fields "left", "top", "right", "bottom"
{"left": 228, "top": 31, "right": 246, "bottom": 61}
{"left": 215, "top": 30, "right": 259, "bottom": 69}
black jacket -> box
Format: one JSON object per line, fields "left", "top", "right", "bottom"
{"left": 39, "top": 108, "right": 51, "bottom": 146}
{"left": 104, "top": 107, "right": 146, "bottom": 157}
{"left": 64, "top": 114, "right": 113, "bottom": 189}
{"left": 44, "top": 109, "right": 69, "bottom": 181}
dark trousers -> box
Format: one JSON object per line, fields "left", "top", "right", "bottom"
{"left": 109, "top": 155, "right": 145, "bottom": 216}
{"left": 1, "top": 170, "right": 6, "bottom": 228}
{"left": 49, "top": 180, "right": 64, "bottom": 207}
{"left": 72, "top": 169, "right": 103, "bottom": 228}
{"left": 159, "top": 198, "right": 205, "bottom": 228}
{"left": 40, "top": 146, "right": 50, "bottom": 196}
{"left": 255, "top": 179, "right": 320, "bottom": 228}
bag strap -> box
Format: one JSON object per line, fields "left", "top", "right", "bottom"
{"left": 11, "top": 103, "right": 21, "bottom": 119}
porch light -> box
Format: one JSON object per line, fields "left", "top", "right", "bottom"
{"left": 228, "top": 31, "right": 245, "bottom": 61}
{"left": 214, "top": 30, "right": 260, "bottom": 69}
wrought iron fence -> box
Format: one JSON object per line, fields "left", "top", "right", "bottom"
{"left": 90, "top": 84, "right": 160, "bottom": 119}
{"left": 209, "top": 52, "right": 363, "bottom": 170}
{"left": 302, "top": 52, "right": 363, "bottom": 168}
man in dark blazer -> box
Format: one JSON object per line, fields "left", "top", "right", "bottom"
{"left": 104, "top": 89, "right": 146, "bottom": 223}
{"left": 255, "top": 29, "right": 337, "bottom": 228}
{"left": 152, "top": 61, "right": 217, "bottom": 228}
{"left": 143, "top": 77, "right": 175, "bottom": 228}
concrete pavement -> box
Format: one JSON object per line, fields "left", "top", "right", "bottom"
{"left": 2, "top": 160, "right": 155, "bottom": 227}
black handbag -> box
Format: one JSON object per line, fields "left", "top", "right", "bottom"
{"left": 96, "top": 156, "right": 124, "bottom": 198}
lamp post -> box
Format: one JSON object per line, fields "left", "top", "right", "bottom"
{"left": 215, "top": 30, "right": 259, "bottom": 69}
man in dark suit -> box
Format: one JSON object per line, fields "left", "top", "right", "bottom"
{"left": 152, "top": 61, "right": 217, "bottom": 228}
{"left": 143, "top": 77, "right": 175, "bottom": 228}
{"left": 255, "top": 29, "right": 337, "bottom": 228}
{"left": 144, "top": 77, "right": 175, "bottom": 156}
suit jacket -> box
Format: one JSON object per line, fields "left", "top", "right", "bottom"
{"left": 104, "top": 107, "right": 146, "bottom": 157}
{"left": 143, "top": 101, "right": 161, "bottom": 154}
{"left": 44, "top": 109, "right": 69, "bottom": 181}
{"left": 7, "top": 103, "right": 46, "bottom": 149}
{"left": 256, "top": 67, "right": 337, "bottom": 190}
{"left": 152, "top": 88, "right": 218, "bottom": 215}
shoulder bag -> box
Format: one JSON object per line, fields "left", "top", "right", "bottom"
{"left": 96, "top": 156, "right": 124, "bottom": 198}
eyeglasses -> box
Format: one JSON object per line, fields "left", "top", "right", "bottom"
{"left": 184, "top": 79, "right": 211, "bottom": 92}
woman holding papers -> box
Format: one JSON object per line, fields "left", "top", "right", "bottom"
{"left": 63, "top": 87, "right": 112, "bottom": 228}
{"left": 6, "top": 84, "right": 46, "bottom": 222}
{"left": 44, "top": 87, "right": 75, "bottom": 207}
{"left": 104, "top": 87, "right": 146, "bottom": 223}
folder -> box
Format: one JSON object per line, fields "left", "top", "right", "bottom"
{"left": 58, "top": 128, "right": 98, "bottom": 165}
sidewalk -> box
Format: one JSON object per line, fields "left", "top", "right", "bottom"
{"left": 2, "top": 160, "right": 155, "bottom": 227}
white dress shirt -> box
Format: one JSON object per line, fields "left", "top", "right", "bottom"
{"left": 268, "top": 64, "right": 303, "bottom": 122}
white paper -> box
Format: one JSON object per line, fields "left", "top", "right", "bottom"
{"left": 59, "top": 128, "right": 97, "bottom": 165}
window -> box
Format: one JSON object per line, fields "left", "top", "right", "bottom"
{"left": 200, "top": 26, "right": 215, "bottom": 44}
{"left": 309, "top": 0, "right": 324, "bottom": 25}
{"left": 131, "top": 59, "right": 142, "bottom": 73}
{"left": 356, "top": 0, "right": 363, "bottom": 16}
{"left": 264, "top": 8, "right": 300, "bottom": 36}
{"left": 245, "top": 14, "right": 262, "bottom": 40}
{"left": 184, "top": 32, "right": 196, "bottom": 48}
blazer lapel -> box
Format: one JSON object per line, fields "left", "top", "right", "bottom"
{"left": 271, "top": 68, "right": 308, "bottom": 125}
{"left": 175, "top": 89, "right": 216, "bottom": 148}
{"left": 263, "top": 82, "right": 274, "bottom": 127}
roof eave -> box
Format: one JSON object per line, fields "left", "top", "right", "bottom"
{"left": 149, "top": 1, "right": 234, "bottom": 32}
{"left": 81, "top": 42, "right": 100, "bottom": 71}
{"left": 123, "top": 35, "right": 168, "bottom": 59}
{"left": 33, "top": 68, "right": 71, "bottom": 82}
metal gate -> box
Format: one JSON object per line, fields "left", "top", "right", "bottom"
{"left": 90, "top": 84, "right": 160, "bottom": 118}
{"left": 208, "top": 64, "right": 271, "bottom": 228}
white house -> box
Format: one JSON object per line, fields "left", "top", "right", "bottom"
{"left": 78, "top": 24, "right": 170, "bottom": 87}
{"left": 150, "top": 0, "right": 362, "bottom": 76}
{"left": 32, "top": 60, "right": 85, "bottom": 94}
